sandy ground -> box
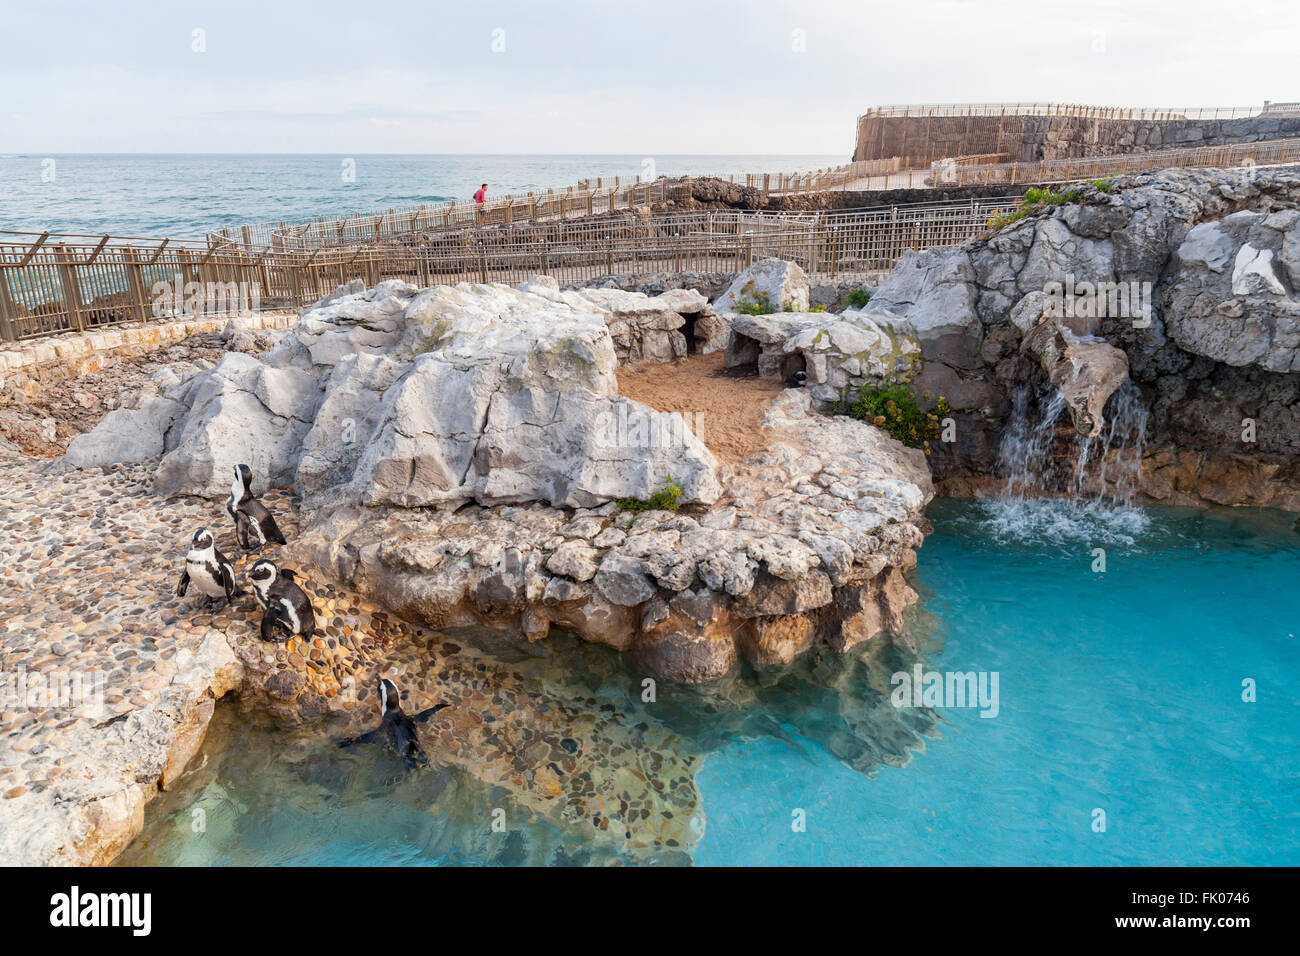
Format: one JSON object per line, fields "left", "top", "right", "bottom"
{"left": 616, "top": 351, "right": 785, "bottom": 463}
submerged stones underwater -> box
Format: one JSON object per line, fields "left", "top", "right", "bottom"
{"left": 116, "top": 496, "right": 1300, "bottom": 867}
{"left": 0, "top": 457, "right": 944, "bottom": 866}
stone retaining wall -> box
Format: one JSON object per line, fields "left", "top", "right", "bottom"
{"left": 0, "top": 311, "right": 298, "bottom": 398}
{"left": 854, "top": 112, "right": 1300, "bottom": 164}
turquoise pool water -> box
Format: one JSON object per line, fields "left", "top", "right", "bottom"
{"left": 697, "top": 499, "right": 1300, "bottom": 865}
{"left": 120, "top": 500, "right": 1300, "bottom": 866}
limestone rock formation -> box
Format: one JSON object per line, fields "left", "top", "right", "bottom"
{"left": 866, "top": 166, "right": 1300, "bottom": 508}
{"left": 714, "top": 257, "right": 811, "bottom": 313}
{"left": 72, "top": 279, "right": 722, "bottom": 509}
{"left": 296, "top": 388, "right": 933, "bottom": 684}
{"left": 725, "top": 309, "right": 921, "bottom": 406}
{"left": 1018, "top": 310, "right": 1130, "bottom": 438}
{"left": 58, "top": 276, "right": 935, "bottom": 681}
{"left": 1168, "top": 212, "right": 1300, "bottom": 372}
{"left": 517, "top": 275, "right": 730, "bottom": 360}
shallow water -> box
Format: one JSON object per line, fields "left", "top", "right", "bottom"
{"left": 120, "top": 500, "right": 1300, "bottom": 866}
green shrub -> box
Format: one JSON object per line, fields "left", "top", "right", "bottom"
{"left": 987, "top": 185, "right": 1085, "bottom": 232}
{"left": 617, "top": 477, "right": 683, "bottom": 513}
{"left": 1087, "top": 177, "right": 1115, "bottom": 193}
{"left": 839, "top": 382, "right": 951, "bottom": 454}
{"left": 845, "top": 287, "right": 872, "bottom": 308}
{"left": 734, "top": 292, "right": 776, "bottom": 315}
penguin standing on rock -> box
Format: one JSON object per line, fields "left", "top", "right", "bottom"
{"left": 339, "top": 676, "right": 451, "bottom": 770}
{"left": 247, "top": 559, "right": 317, "bottom": 642}
{"left": 175, "top": 529, "right": 242, "bottom": 610}
{"left": 227, "top": 464, "right": 287, "bottom": 551}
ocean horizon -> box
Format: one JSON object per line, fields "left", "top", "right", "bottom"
{"left": 0, "top": 153, "right": 848, "bottom": 240}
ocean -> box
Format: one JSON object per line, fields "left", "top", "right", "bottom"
{"left": 0, "top": 153, "right": 847, "bottom": 240}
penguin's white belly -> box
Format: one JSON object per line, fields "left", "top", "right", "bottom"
{"left": 279, "top": 597, "right": 301, "bottom": 635}
{"left": 186, "top": 555, "right": 226, "bottom": 597}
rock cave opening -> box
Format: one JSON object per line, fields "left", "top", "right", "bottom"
{"left": 727, "top": 332, "right": 762, "bottom": 375}
{"left": 780, "top": 350, "right": 807, "bottom": 384}
{"left": 680, "top": 312, "right": 702, "bottom": 354}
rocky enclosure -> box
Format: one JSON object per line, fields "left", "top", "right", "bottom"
{"left": 62, "top": 272, "right": 934, "bottom": 683}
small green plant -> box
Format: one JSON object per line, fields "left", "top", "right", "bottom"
{"left": 1087, "top": 177, "right": 1115, "bottom": 193}
{"left": 617, "top": 477, "right": 683, "bottom": 513}
{"left": 845, "top": 287, "right": 872, "bottom": 308}
{"left": 807, "top": 302, "right": 828, "bottom": 312}
{"left": 987, "top": 185, "right": 1085, "bottom": 232}
{"left": 733, "top": 292, "right": 776, "bottom": 315}
{"left": 839, "top": 382, "right": 951, "bottom": 454}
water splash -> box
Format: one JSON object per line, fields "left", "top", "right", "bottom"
{"left": 982, "top": 381, "right": 1150, "bottom": 545}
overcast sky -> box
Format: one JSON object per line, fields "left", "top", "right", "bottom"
{"left": 3, "top": 0, "right": 1297, "bottom": 154}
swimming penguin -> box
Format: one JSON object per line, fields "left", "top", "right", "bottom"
{"left": 226, "top": 464, "right": 287, "bottom": 551}
{"left": 247, "top": 559, "right": 317, "bottom": 642}
{"left": 175, "top": 528, "right": 242, "bottom": 609}
{"left": 339, "top": 676, "right": 450, "bottom": 770}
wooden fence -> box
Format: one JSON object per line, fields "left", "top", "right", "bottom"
{"left": 1, "top": 198, "right": 1020, "bottom": 341}
{"left": 217, "top": 158, "right": 908, "bottom": 253}
{"left": 939, "top": 137, "right": 1300, "bottom": 185}
{"left": 863, "top": 103, "right": 1266, "bottom": 121}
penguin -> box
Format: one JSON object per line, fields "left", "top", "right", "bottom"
{"left": 175, "top": 528, "right": 242, "bottom": 609}
{"left": 339, "top": 676, "right": 450, "bottom": 770}
{"left": 788, "top": 369, "right": 807, "bottom": 387}
{"left": 247, "top": 559, "right": 317, "bottom": 642}
{"left": 226, "top": 464, "right": 287, "bottom": 551}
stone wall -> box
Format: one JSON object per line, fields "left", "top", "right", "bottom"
{"left": 0, "top": 310, "right": 297, "bottom": 401}
{"left": 854, "top": 112, "right": 1300, "bottom": 164}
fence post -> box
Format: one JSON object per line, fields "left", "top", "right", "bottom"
{"left": 124, "top": 246, "right": 148, "bottom": 322}
{"left": 0, "top": 268, "right": 14, "bottom": 341}
{"left": 56, "top": 244, "right": 85, "bottom": 332}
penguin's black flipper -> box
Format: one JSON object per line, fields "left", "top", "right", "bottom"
{"left": 263, "top": 512, "right": 287, "bottom": 546}
{"left": 222, "top": 566, "right": 242, "bottom": 603}
{"left": 338, "top": 728, "right": 384, "bottom": 749}
{"left": 175, "top": 569, "right": 190, "bottom": 597}
{"left": 260, "top": 605, "right": 289, "bottom": 642}
{"left": 413, "top": 702, "right": 452, "bottom": 723}
{"left": 233, "top": 512, "right": 251, "bottom": 551}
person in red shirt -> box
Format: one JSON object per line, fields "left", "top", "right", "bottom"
{"left": 473, "top": 183, "right": 488, "bottom": 225}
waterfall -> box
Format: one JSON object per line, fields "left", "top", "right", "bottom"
{"left": 982, "top": 381, "right": 1150, "bottom": 544}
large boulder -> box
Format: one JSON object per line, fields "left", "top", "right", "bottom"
{"left": 867, "top": 248, "right": 984, "bottom": 369}
{"left": 517, "top": 275, "right": 727, "bottom": 363}
{"left": 62, "top": 398, "right": 188, "bottom": 469}
{"left": 714, "top": 258, "right": 810, "bottom": 313}
{"left": 725, "top": 309, "right": 921, "bottom": 406}
{"left": 74, "top": 279, "right": 722, "bottom": 510}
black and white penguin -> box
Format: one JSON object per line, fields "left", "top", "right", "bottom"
{"left": 788, "top": 369, "right": 807, "bottom": 387}
{"left": 226, "top": 464, "right": 287, "bottom": 551}
{"left": 339, "top": 676, "right": 450, "bottom": 770}
{"left": 247, "top": 559, "right": 317, "bottom": 642}
{"left": 175, "top": 528, "right": 242, "bottom": 609}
